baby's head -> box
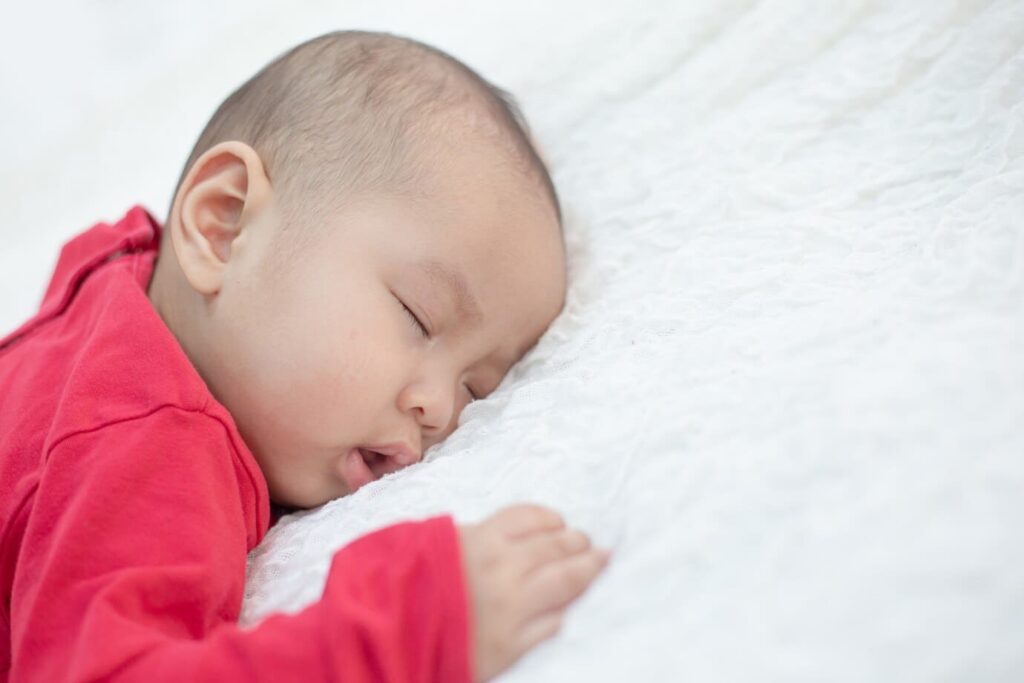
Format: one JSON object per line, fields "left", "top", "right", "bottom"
{"left": 148, "top": 31, "right": 566, "bottom": 509}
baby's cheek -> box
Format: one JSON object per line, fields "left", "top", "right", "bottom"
{"left": 268, "top": 302, "right": 400, "bottom": 442}
{"left": 286, "top": 346, "right": 372, "bottom": 435}
{"left": 294, "top": 358, "right": 356, "bottom": 414}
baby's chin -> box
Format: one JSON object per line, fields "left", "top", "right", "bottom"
{"left": 267, "top": 477, "right": 341, "bottom": 512}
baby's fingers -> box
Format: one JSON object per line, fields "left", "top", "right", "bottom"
{"left": 486, "top": 504, "right": 565, "bottom": 539}
{"left": 524, "top": 548, "right": 610, "bottom": 616}
{"left": 517, "top": 528, "right": 592, "bottom": 575}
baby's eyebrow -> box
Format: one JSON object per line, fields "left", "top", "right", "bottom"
{"left": 414, "top": 259, "right": 483, "bottom": 325}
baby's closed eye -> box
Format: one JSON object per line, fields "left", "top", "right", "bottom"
{"left": 395, "top": 292, "right": 481, "bottom": 402}
{"left": 396, "top": 294, "right": 430, "bottom": 338}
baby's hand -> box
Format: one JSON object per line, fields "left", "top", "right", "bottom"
{"left": 459, "top": 504, "right": 610, "bottom": 682}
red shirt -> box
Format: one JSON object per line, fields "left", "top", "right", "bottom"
{"left": 0, "top": 206, "right": 472, "bottom": 682}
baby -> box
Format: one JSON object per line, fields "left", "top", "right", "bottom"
{"left": 0, "top": 31, "right": 608, "bottom": 682}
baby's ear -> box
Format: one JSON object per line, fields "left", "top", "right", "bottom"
{"left": 171, "top": 141, "right": 269, "bottom": 295}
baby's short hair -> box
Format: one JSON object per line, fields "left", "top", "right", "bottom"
{"left": 171, "top": 30, "right": 561, "bottom": 229}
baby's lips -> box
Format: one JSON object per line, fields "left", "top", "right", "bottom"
{"left": 340, "top": 447, "right": 375, "bottom": 491}
{"left": 363, "top": 441, "right": 420, "bottom": 466}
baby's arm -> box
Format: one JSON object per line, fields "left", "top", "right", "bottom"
{"left": 323, "top": 504, "right": 609, "bottom": 682}
{"left": 10, "top": 408, "right": 468, "bottom": 682}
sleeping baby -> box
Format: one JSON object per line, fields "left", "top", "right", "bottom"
{"left": 0, "top": 30, "right": 608, "bottom": 681}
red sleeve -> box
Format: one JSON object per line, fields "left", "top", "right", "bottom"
{"left": 8, "top": 407, "right": 473, "bottom": 683}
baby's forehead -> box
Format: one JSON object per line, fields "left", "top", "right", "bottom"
{"left": 406, "top": 128, "right": 562, "bottom": 224}
{"left": 357, "top": 162, "right": 563, "bottom": 283}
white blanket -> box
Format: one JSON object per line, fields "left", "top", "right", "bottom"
{"left": 2, "top": 1, "right": 1022, "bottom": 680}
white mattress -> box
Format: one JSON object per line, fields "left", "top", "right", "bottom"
{"left": 3, "top": 1, "right": 1022, "bottom": 680}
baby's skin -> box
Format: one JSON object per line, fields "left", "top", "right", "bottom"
{"left": 147, "top": 126, "right": 608, "bottom": 679}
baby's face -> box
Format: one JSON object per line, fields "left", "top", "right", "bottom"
{"left": 202, "top": 141, "right": 566, "bottom": 508}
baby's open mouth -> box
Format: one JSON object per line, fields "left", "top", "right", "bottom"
{"left": 342, "top": 442, "right": 420, "bottom": 492}
{"left": 340, "top": 447, "right": 378, "bottom": 491}
{"left": 359, "top": 447, "right": 386, "bottom": 471}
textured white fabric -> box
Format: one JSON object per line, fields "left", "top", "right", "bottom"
{"left": 240, "top": 1, "right": 1024, "bottom": 680}
{"left": 1, "top": 0, "right": 1021, "bottom": 680}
